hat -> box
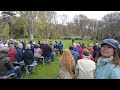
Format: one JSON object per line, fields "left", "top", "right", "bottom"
{"left": 101, "top": 38, "right": 120, "bottom": 54}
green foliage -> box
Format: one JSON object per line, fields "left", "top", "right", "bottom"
{"left": 11, "top": 17, "right": 26, "bottom": 39}
{"left": 2, "top": 23, "right": 9, "bottom": 39}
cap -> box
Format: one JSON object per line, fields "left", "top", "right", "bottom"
{"left": 101, "top": 38, "right": 120, "bottom": 54}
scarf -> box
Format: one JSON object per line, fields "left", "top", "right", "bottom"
{"left": 97, "top": 56, "right": 113, "bottom": 66}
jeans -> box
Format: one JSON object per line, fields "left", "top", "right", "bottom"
{"left": 4, "top": 66, "right": 23, "bottom": 79}
{"left": 51, "top": 52, "right": 56, "bottom": 62}
{"left": 59, "top": 49, "right": 63, "bottom": 55}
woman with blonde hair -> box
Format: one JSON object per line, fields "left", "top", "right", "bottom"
{"left": 56, "top": 49, "right": 76, "bottom": 79}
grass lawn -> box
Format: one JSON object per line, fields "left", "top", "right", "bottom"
{"left": 20, "top": 39, "right": 100, "bottom": 79}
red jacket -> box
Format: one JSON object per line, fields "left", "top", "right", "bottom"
{"left": 8, "top": 48, "right": 17, "bottom": 62}
{"left": 77, "top": 45, "right": 83, "bottom": 59}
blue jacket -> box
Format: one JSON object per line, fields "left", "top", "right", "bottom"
{"left": 70, "top": 50, "right": 79, "bottom": 64}
{"left": 58, "top": 43, "right": 63, "bottom": 50}
{"left": 16, "top": 47, "right": 24, "bottom": 62}
{"left": 73, "top": 46, "right": 79, "bottom": 53}
{"left": 95, "top": 57, "right": 120, "bottom": 79}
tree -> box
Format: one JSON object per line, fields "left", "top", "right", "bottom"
{"left": 11, "top": 17, "right": 26, "bottom": 39}
{"left": 73, "top": 14, "right": 88, "bottom": 38}
{"left": 2, "top": 23, "right": 9, "bottom": 40}
{"left": 45, "top": 11, "right": 57, "bottom": 39}
{"left": 19, "top": 11, "right": 41, "bottom": 40}
{"left": 59, "top": 14, "right": 68, "bottom": 36}
{"left": 1, "top": 11, "right": 17, "bottom": 39}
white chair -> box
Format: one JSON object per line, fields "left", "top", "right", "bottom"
{"left": 39, "top": 56, "right": 45, "bottom": 65}
{"left": 24, "top": 61, "right": 37, "bottom": 75}
{"left": 39, "top": 56, "right": 51, "bottom": 65}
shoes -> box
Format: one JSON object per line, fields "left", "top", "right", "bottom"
{"left": 20, "top": 76, "right": 23, "bottom": 79}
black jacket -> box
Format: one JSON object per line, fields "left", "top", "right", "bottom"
{"left": 41, "top": 44, "right": 52, "bottom": 57}
{"left": 23, "top": 49, "right": 34, "bottom": 65}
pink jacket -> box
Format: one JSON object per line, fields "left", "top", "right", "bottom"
{"left": 34, "top": 48, "right": 42, "bottom": 58}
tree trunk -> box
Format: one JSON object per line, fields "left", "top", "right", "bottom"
{"left": 30, "top": 33, "right": 34, "bottom": 40}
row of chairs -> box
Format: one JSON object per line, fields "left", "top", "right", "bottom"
{"left": 0, "top": 56, "right": 50, "bottom": 79}
{"left": 13, "top": 60, "right": 37, "bottom": 75}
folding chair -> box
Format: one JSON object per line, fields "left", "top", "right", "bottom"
{"left": 39, "top": 56, "right": 51, "bottom": 65}
{"left": 24, "top": 61, "right": 37, "bottom": 75}
{"left": 39, "top": 56, "right": 45, "bottom": 65}
{"left": 0, "top": 73, "right": 17, "bottom": 79}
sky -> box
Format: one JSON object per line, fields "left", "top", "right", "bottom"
{"left": 1, "top": 11, "right": 120, "bottom": 23}
{"left": 56, "top": 11, "right": 120, "bottom": 23}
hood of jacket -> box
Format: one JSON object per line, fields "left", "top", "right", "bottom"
{"left": 0, "top": 52, "right": 8, "bottom": 59}
{"left": 0, "top": 47, "right": 9, "bottom": 59}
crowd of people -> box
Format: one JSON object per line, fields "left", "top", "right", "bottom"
{"left": 0, "top": 39, "right": 63, "bottom": 79}
{"left": 57, "top": 38, "right": 120, "bottom": 79}
{"left": 0, "top": 38, "right": 120, "bottom": 79}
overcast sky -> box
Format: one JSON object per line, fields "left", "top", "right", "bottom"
{"left": 56, "top": 11, "right": 120, "bottom": 23}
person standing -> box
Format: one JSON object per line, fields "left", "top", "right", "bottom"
{"left": 72, "top": 38, "right": 74, "bottom": 45}
{"left": 58, "top": 41, "right": 63, "bottom": 55}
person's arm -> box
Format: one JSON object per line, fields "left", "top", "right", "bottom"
{"left": 110, "top": 66, "right": 120, "bottom": 79}
{"left": 75, "top": 64, "right": 79, "bottom": 79}
{"left": 5, "top": 57, "right": 14, "bottom": 70}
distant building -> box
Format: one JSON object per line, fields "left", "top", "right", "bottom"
{"left": 60, "top": 36, "right": 82, "bottom": 40}
{"left": 71, "top": 36, "right": 81, "bottom": 40}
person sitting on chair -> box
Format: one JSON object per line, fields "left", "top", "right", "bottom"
{"left": 0, "top": 47, "right": 23, "bottom": 79}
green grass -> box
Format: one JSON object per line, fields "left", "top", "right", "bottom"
{"left": 20, "top": 39, "right": 100, "bottom": 79}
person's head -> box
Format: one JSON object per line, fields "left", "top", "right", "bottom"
{"left": 42, "top": 41, "right": 46, "bottom": 44}
{"left": 49, "top": 41, "right": 52, "bottom": 45}
{"left": 60, "top": 49, "right": 75, "bottom": 74}
{"left": 4, "top": 44, "right": 8, "bottom": 47}
{"left": 55, "top": 41, "right": 58, "bottom": 44}
{"left": 25, "top": 44, "right": 31, "bottom": 49}
{"left": 88, "top": 43, "right": 93, "bottom": 47}
{"left": 30, "top": 40, "right": 32, "bottom": 43}
{"left": 95, "top": 38, "right": 120, "bottom": 65}
{"left": 79, "top": 42, "right": 81, "bottom": 45}
{"left": 69, "top": 45, "right": 74, "bottom": 50}
{"left": 17, "top": 43, "right": 23, "bottom": 48}
{"left": 73, "top": 43, "right": 77, "bottom": 47}
{"left": 38, "top": 41, "right": 40, "bottom": 43}
{"left": 33, "top": 42, "right": 35, "bottom": 45}
{"left": 82, "top": 49, "right": 90, "bottom": 57}
{"left": 34, "top": 44, "right": 39, "bottom": 48}
{"left": 8, "top": 44, "right": 14, "bottom": 48}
